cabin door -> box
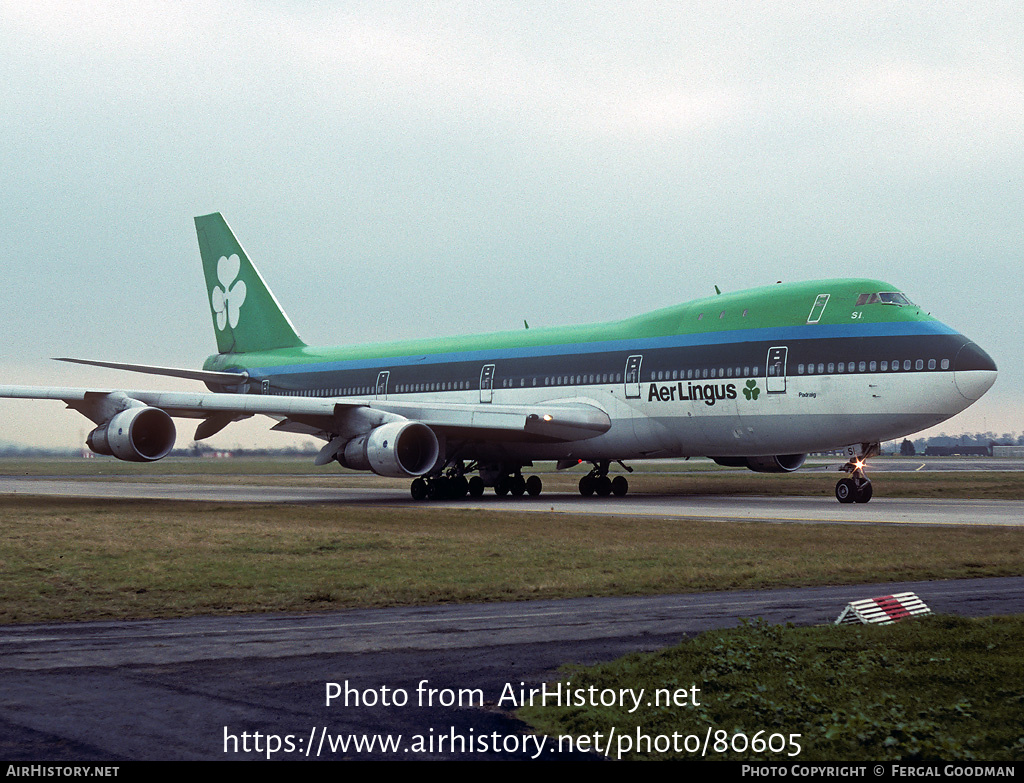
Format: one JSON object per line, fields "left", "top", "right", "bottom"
{"left": 479, "top": 364, "right": 495, "bottom": 403}
{"left": 375, "top": 371, "right": 390, "bottom": 400}
{"left": 624, "top": 355, "right": 643, "bottom": 399}
{"left": 766, "top": 347, "right": 788, "bottom": 393}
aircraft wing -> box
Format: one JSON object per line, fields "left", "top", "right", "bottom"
{"left": 0, "top": 385, "right": 611, "bottom": 444}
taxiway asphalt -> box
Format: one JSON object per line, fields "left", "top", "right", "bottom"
{"left": 1, "top": 476, "right": 1022, "bottom": 527}
{"left": 1, "top": 576, "right": 1022, "bottom": 760}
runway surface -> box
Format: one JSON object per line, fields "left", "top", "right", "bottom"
{"left": 2, "top": 476, "right": 1022, "bottom": 527}
{"left": 2, "top": 576, "right": 1022, "bottom": 760}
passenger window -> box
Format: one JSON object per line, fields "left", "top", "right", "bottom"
{"left": 915, "top": 360, "right": 924, "bottom": 370}
{"left": 881, "top": 361, "right": 888, "bottom": 371}
{"left": 903, "top": 360, "right": 911, "bottom": 371}
{"left": 928, "top": 359, "right": 936, "bottom": 370}
{"left": 827, "top": 363, "right": 834, "bottom": 373}
{"left": 869, "top": 361, "right": 876, "bottom": 372}
{"left": 941, "top": 359, "right": 950, "bottom": 370}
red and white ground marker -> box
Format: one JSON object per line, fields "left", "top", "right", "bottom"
{"left": 834, "top": 592, "right": 932, "bottom": 625}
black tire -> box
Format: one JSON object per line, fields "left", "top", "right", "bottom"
{"left": 611, "top": 475, "right": 628, "bottom": 497}
{"left": 453, "top": 476, "right": 469, "bottom": 499}
{"left": 410, "top": 478, "right": 428, "bottom": 501}
{"left": 596, "top": 476, "right": 612, "bottom": 497}
{"left": 579, "top": 475, "right": 595, "bottom": 497}
{"left": 835, "top": 478, "right": 856, "bottom": 503}
{"left": 855, "top": 482, "right": 873, "bottom": 503}
{"left": 428, "top": 477, "right": 448, "bottom": 500}
{"left": 468, "top": 476, "right": 485, "bottom": 497}
{"left": 494, "top": 478, "right": 509, "bottom": 497}
{"left": 510, "top": 475, "right": 526, "bottom": 496}
{"left": 526, "top": 475, "right": 543, "bottom": 497}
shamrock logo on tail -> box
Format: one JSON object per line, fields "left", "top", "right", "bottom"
{"left": 742, "top": 379, "right": 760, "bottom": 400}
{"left": 210, "top": 254, "right": 247, "bottom": 330}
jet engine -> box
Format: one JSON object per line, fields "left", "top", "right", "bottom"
{"left": 87, "top": 407, "right": 176, "bottom": 462}
{"left": 712, "top": 454, "right": 807, "bottom": 473}
{"left": 337, "top": 421, "right": 440, "bottom": 478}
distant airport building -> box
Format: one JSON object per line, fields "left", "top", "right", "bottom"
{"left": 993, "top": 445, "right": 1024, "bottom": 458}
{"left": 923, "top": 445, "right": 991, "bottom": 457}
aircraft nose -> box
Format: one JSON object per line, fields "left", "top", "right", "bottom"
{"left": 953, "top": 341, "right": 997, "bottom": 401}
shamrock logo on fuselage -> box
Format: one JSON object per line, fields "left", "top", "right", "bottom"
{"left": 210, "top": 254, "right": 247, "bottom": 330}
{"left": 742, "top": 379, "right": 760, "bottom": 400}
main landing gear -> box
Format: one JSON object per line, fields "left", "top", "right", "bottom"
{"left": 835, "top": 444, "right": 878, "bottom": 504}
{"left": 409, "top": 461, "right": 544, "bottom": 501}
{"left": 578, "top": 460, "right": 630, "bottom": 498}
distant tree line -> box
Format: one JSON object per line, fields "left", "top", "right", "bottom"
{"left": 893, "top": 431, "right": 1023, "bottom": 457}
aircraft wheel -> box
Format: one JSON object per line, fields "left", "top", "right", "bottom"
{"left": 410, "top": 478, "right": 428, "bottom": 501}
{"left": 468, "top": 476, "right": 485, "bottom": 497}
{"left": 453, "top": 476, "right": 469, "bottom": 499}
{"left": 611, "top": 476, "right": 629, "bottom": 497}
{"left": 526, "top": 475, "right": 543, "bottom": 497}
{"left": 596, "top": 476, "right": 612, "bottom": 497}
{"left": 855, "top": 482, "right": 873, "bottom": 503}
{"left": 835, "top": 478, "right": 856, "bottom": 504}
{"left": 494, "top": 478, "right": 510, "bottom": 497}
{"left": 428, "top": 477, "right": 449, "bottom": 500}
{"left": 510, "top": 475, "right": 526, "bottom": 496}
{"left": 579, "top": 476, "right": 595, "bottom": 497}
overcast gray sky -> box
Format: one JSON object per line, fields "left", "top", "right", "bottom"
{"left": 1, "top": 1, "right": 1020, "bottom": 449}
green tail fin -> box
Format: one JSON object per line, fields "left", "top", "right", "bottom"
{"left": 194, "top": 212, "right": 305, "bottom": 354}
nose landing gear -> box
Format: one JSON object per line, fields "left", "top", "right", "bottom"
{"left": 835, "top": 444, "right": 877, "bottom": 503}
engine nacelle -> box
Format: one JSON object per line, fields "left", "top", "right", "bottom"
{"left": 338, "top": 421, "right": 439, "bottom": 478}
{"left": 86, "top": 407, "right": 176, "bottom": 462}
{"left": 712, "top": 454, "right": 807, "bottom": 473}
{"left": 710, "top": 457, "right": 747, "bottom": 468}
{"left": 743, "top": 454, "right": 807, "bottom": 473}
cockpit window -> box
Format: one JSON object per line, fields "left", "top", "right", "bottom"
{"left": 878, "top": 292, "right": 913, "bottom": 305}
{"left": 855, "top": 292, "right": 914, "bottom": 306}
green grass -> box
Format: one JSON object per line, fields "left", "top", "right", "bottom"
{"left": 519, "top": 615, "right": 1024, "bottom": 761}
{"left": 1, "top": 495, "right": 1022, "bottom": 624}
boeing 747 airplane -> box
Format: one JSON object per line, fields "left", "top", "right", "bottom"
{"left": 0, "top": 213, "right": 997, "bottom": 503}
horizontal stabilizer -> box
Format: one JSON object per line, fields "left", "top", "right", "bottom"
{"left": 54, "top": 357, "right": 248, "bottom": 386}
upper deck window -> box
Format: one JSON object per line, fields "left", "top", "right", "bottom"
{"left": 855, "top": 291, "right": 914, "bottom": 306}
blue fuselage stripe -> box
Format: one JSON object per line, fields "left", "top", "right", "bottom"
{"left": 244, "top": 321, "right": 957, "bottom": 378}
